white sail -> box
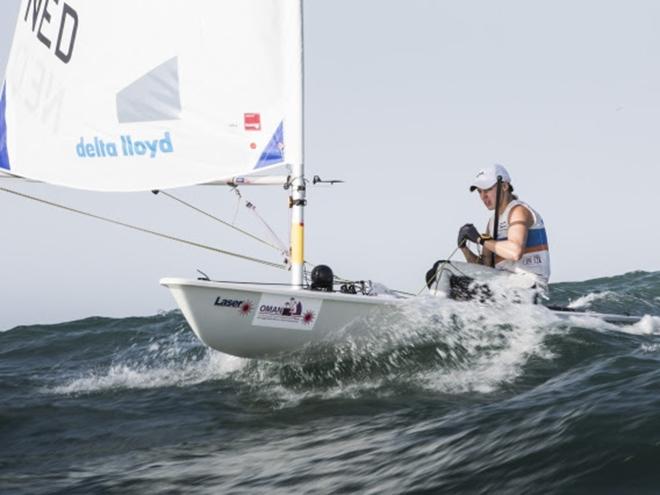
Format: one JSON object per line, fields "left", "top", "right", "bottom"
{"left": 0, "top": 0, "right": 301, "bottom": 191}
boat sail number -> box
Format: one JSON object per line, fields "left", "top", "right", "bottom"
{"left": 24, "top": 0, "right": 79, "bottom": 64}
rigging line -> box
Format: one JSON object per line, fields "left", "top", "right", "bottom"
{"left": 247, "top": 200, "right": 289, "bottom": 254}
{"left": 0, "top": 187, "right": 287, "bottom": 270}
{"left": 156, "top": 190, "right": 287, "bottom": 256}
{"left": 231, "top": 188, "right": 241, "bottom": 226}
{"left": 231, "top": 187, "right": 289, "bottom": 255}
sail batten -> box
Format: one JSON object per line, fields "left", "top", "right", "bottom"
{"left": 0, "top": 0, "right": 299, "bottom": 191}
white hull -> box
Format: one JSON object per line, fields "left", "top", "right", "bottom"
{"left": 161, "top": 278, "right": 395, "bottom": 358}
{"left": 162, "top": 268, "right": 642, "bottom": 359}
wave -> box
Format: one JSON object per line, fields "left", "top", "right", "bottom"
{"left": 27, "top": 298, "right": 561, "bottom": 404}
{"left": 549, "top": 270, "right": 660, "bottom": 316}
{"left": 561, "top": 313, "right": 660, "bottom": 336}
{"left": 567, "top": 290, "right": 618, "bottom": 309}
{"left": 4, "top": 270, "right": 660, "bottom": 494}
{"left": 194, "top": 298, "right": 566, "bottom": 403}
{"left": 2, "top": 269, "right": 659, "bottom": 403}
{"left": 49, "top": 340, "right": 245, "bottom": 395}
{"left": 45, "top": 325, "right": 247, "bottom": 395}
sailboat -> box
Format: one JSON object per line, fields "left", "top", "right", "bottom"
{"left": 1, "top": 0, "right": 642, "bottom": 359}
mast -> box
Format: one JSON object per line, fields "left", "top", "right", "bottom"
{"left": 289, "top": 0, "right": 305, "bottom": 288}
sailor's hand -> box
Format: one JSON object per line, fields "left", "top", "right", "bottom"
{"left": 457, "top": 223, "right": 482, "bottom": 247}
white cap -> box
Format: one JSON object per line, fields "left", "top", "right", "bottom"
{"left": 469, "top": 163, "right": 511, "bottom": 192}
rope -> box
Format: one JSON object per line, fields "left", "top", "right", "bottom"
{"left": 492, "top": 176, "right": 503, "bottom": 267}
{"left": 156, "top": 189, "right": 287, "bottom": 256}
{"left": 242, "top": 197, "right": 289, "bottom": 255}
{"left": 0, "top": 186, "right": 287, "bottom": 270}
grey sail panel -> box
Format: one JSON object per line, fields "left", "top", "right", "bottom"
{"left": 116, "top": 57, "right": 182, "bottom": 123}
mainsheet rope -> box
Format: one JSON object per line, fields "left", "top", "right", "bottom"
{"left": 0, "top": 186, "right": 287, "bottom": 271}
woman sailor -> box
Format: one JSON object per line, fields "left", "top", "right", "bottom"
{"left": 458, "top": 164, "right": 551, "bottom": 284}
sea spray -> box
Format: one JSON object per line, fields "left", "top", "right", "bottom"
{"left": 49, "top": 326, "right": 245, "bottom": 395}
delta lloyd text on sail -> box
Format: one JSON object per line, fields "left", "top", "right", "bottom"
{"left": 76, "top": 132, "right": 174, "bottom": 159}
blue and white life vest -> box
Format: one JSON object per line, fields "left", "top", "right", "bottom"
{"left": 487, "top": 200, "right": 551, "bottom": 283}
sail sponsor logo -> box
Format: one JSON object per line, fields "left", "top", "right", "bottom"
{"left": 244, "top": 113, "right": 261, "bottom": 131}
{"left": 76, "top": 132, "right": 174, "bottom": 159}
{"left": 214, "top": 298, "right": 254, "bottom": 316}
{"left": 24, "top": 0, "right": 79, "bottom": 64}
{"left": 253, "top": 295, "right": 321, "bottom": 331}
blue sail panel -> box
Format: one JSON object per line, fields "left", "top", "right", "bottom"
{"left": 0, "top": 85, "right": 10, "bottom": 170}
{"left": 255, "top": 121, "right": 284, "bottom": 169}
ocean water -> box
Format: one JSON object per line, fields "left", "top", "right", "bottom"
{"left": 2, "top": 271, "right": 660, "bottom": 494}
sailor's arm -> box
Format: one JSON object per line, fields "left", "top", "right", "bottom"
{"left": 460, "top": 244, "right": 482, "bottom": 264}
{"left": 480, "top": 245, "right": 495, "bottom": 267}
{"left": 481, "top": 206, "right": 532, "bottom": 261}
{"left": 481, "top": 221, "right": 495, "bottom": 266}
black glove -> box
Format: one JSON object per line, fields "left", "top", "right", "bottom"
{"left": 457, "top": 223, "right": 482, "bottom": 247}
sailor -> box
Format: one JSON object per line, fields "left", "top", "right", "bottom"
{"left": 457, "top": 164, "right": 551, "bottom": 284}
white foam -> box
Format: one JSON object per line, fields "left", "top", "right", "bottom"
{"left": 567, "top": 291, "right": 617, "bottom": 309}
{"left": 565, "top": 313, "right": 660, "bottom": 336}
{"left": 416, "top": 302, "right": 559, "bottom": 393}
{"left": 49, "top": 294, "right": 647, "bottom": 401}
{"left": 563, "top": 314, "right": 621, "bottom": 331}
{"left": 217, "top": 296, "right": 549, "bottom": 404}
{"left": 314, "top": 295, "right": 562, "bottom": 395}
{"left": 622, "top": 315, "right": 660, "bottom": 335}
{"left": 49, "top": 335, "right": 247, "bottom": 395}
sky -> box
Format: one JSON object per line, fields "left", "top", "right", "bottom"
{"left": 1, "top": 0, "right": 660, "bottom": 329}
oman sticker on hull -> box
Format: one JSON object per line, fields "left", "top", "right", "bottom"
{"left": 253, "top": 295, "right": 322, "bottom": 331}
